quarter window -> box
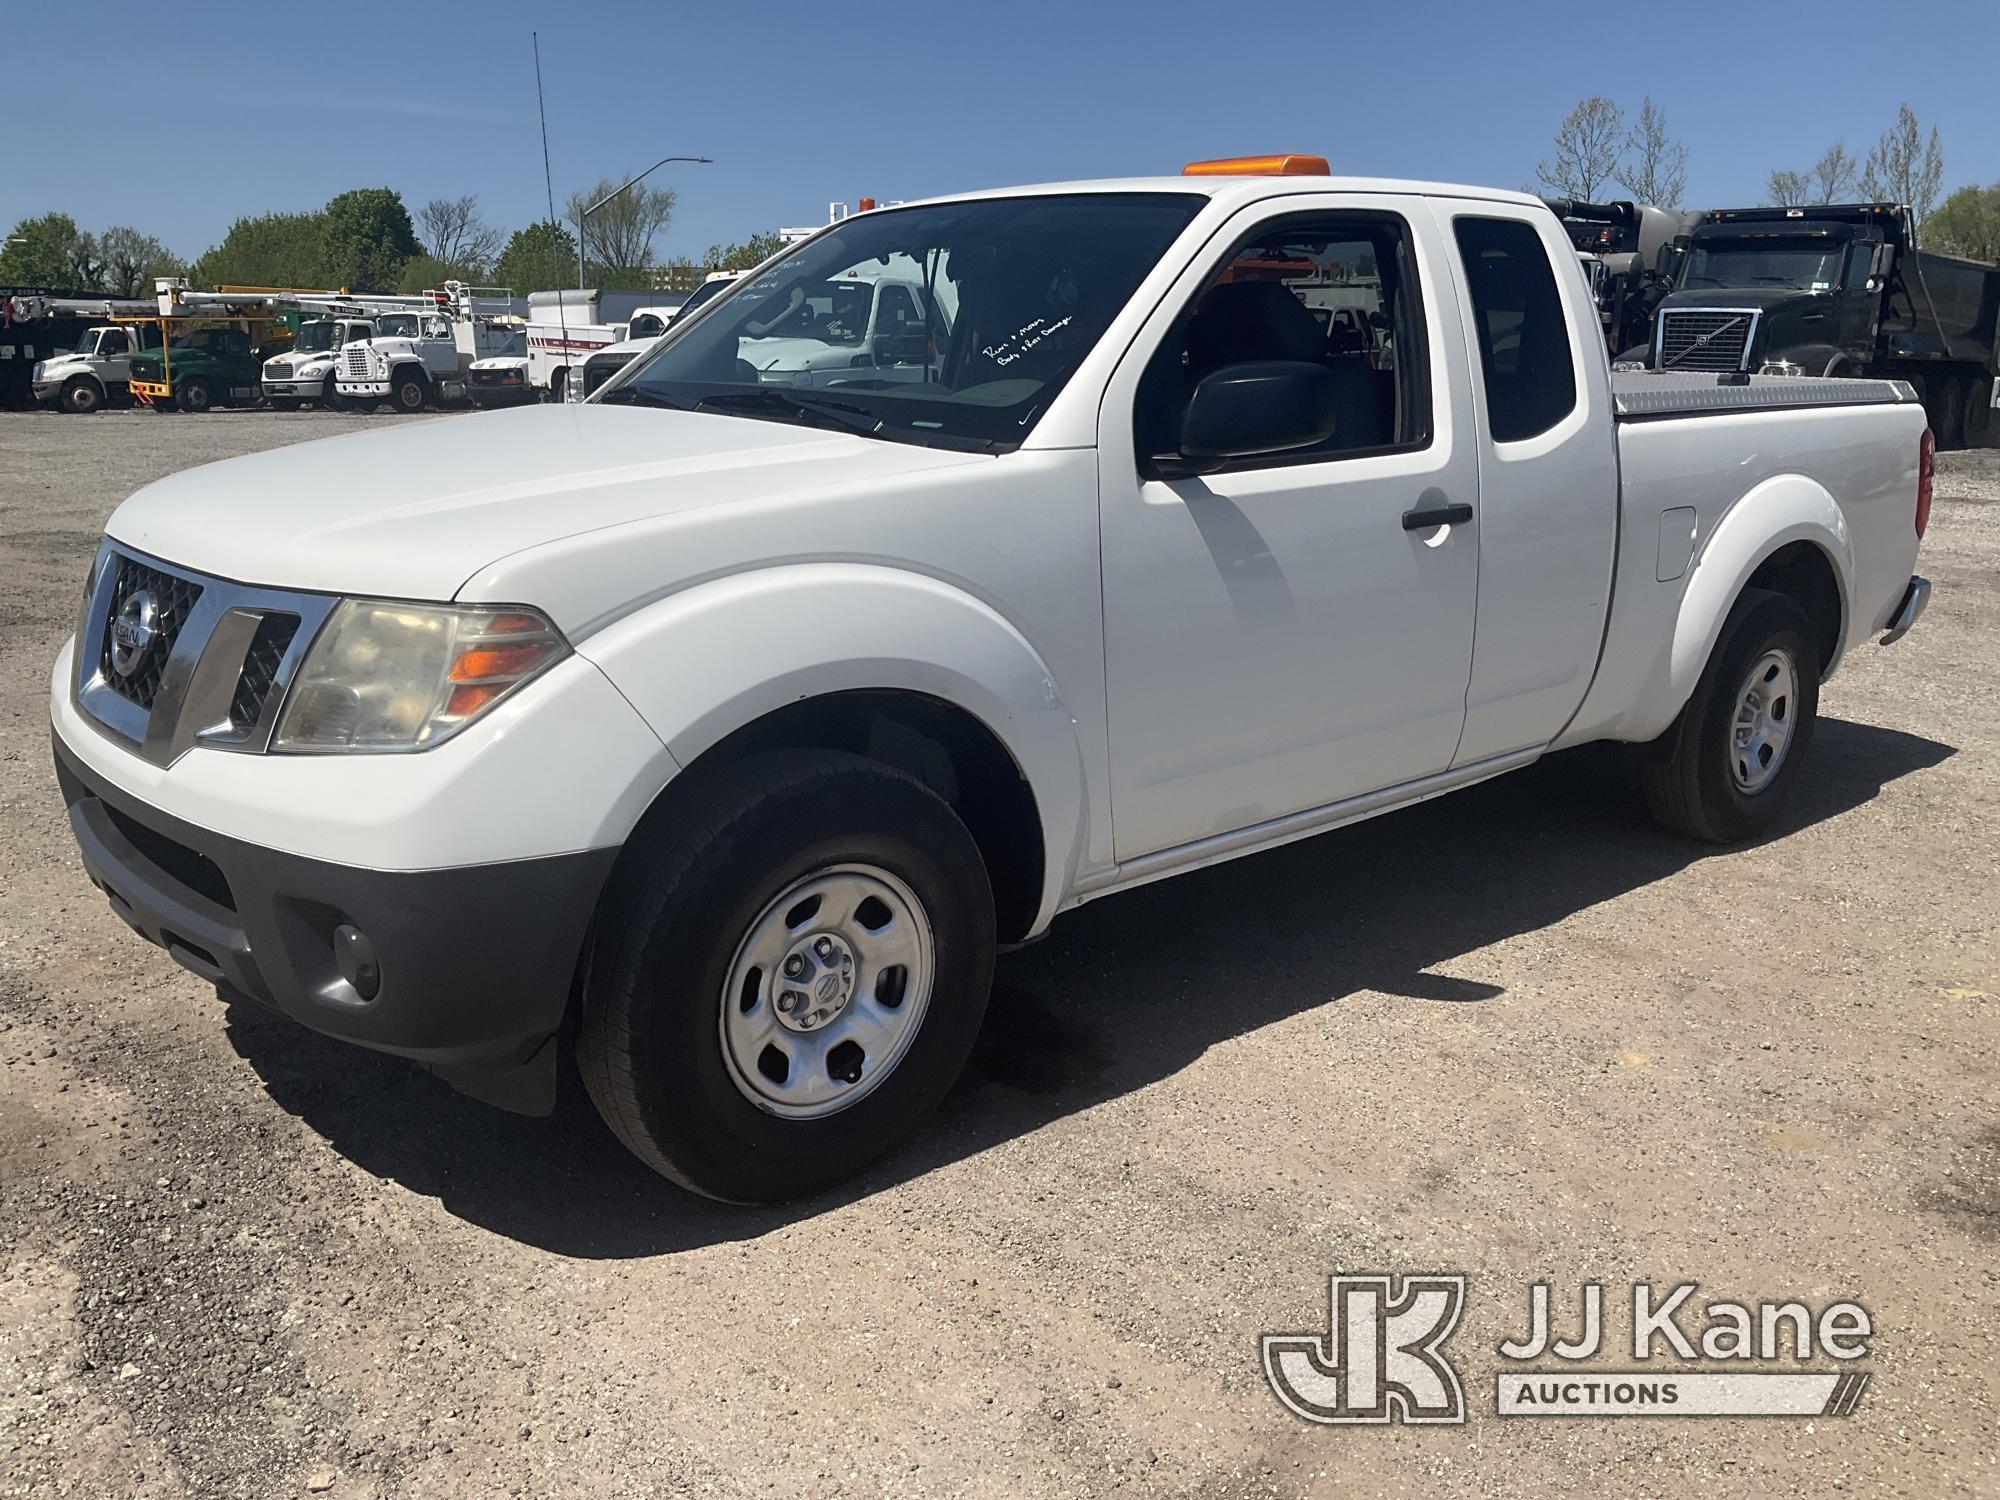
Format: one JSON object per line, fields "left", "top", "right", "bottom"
{"left": 1453, "top": 216, "right": 1577, "bottom": 443}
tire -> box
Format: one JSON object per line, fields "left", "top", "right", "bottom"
{"left": 578, "top": 750, "right": 996, "bottom": 1202}
{"left": 176, "top": 377, "right": 214, "bottom": 414}
{"left": 268, "top": 397, "right": 301, "bottom": 412}
{"left": 548, "top": 368, "right": 568, "bottom": 405}
{"left": 319, "top": 376, "right": 344, "bottom": 412}
{"left": 390, "top": 369, "right": 429, "bottom": 413}
{"left": 1639, "top": 588, "right": 1821, "bottom": 843}
{"left": 60, "top": 376, "right": 104, "bottom": 414}
{"left": 1969, "top": 376, "right": 1999, "bottom": 449}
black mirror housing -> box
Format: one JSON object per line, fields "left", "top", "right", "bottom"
{"left": 1178, "top": 360, "right": 1341, "bottom": 467}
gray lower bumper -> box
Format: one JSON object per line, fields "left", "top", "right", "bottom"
{"left": 1879, "top": 575, "right": 1930, "bottom": 646}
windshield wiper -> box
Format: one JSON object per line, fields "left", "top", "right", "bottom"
{"left": 694, "top": 388, "right": 891, "bottom": 440}
{"left": 595, "top": 386, "right": 685, "bottom": 410}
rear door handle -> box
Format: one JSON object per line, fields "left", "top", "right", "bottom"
{"left": 1402, "top": 503, "right": 1473, "bottom": 531}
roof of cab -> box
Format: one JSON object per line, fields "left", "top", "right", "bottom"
{"left": 891, "top": 175, "right": 1549, "bottom": 213}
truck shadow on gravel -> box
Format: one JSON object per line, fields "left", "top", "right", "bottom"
{"left": 221, "top": 716, "right": 1952, "bottom": 1256}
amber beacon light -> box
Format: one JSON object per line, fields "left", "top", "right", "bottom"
{"left": 1181, "top": 153, "right": 1331, "bottom": 176}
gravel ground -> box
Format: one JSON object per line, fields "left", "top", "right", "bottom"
{"left": 1, "top": 408, "right": 1996, "bottom": 1499}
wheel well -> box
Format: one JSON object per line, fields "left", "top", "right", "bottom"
{"left": 628, "top": 691, "right": 1046, "bottom": 943}
{"left": 394, "top": 363, "right": 431, "bottom": 387}
{"left": 1747, "top": 541, "right": 1842, "bottom": 677}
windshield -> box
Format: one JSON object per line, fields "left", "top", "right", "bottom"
{"left": 495, "top": 329, "right": 526, "bottom": 357}
{"left": 676, "top": 276, "right": 735, "bottom": 320}
{"left": 293, "top": 321, "right": 337, "bottom": 353}
{"left": 377, "top": 313, "right": 419, "bottom": 338}
{"left": 613, "top": 192, "right": 1203, "bottom": 451}
{"left": 1682, "top": 237, "right": 1849, "bottom": 291}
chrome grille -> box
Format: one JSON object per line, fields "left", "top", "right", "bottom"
{"left": 99, "top": 556, "right": 204, "bottom": 710}
{"left": 74, "top": 544, "right": 337, "bottom": 767}
{"left": 1656, "top": 309, "right": 1756, "bottom": 372}
{"left": 228, "top": 613, "right": 301, "bottom": 732}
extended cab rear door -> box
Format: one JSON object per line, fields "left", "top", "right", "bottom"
{"left": 1095, "top": 194, "right": 1483, "bottom": 861}
{"left": 1428, "top": 202, "right": 1619, "bottom": 766}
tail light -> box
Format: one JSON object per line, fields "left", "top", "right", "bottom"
{"left": 1916, "top": 427, "right": 1934, "bottom": 539}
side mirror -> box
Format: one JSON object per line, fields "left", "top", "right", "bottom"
{"left": 1870, "top": 243, "right": 1896, "bottom": 280}
{"left": 1176, "top": 361, "right": 1340, "bottom": 472}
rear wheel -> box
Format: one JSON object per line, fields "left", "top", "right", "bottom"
{"left": 578, "top": 750, "right": 996, "bottom": 1202}
{"left": 60, "top": 376, "right": 103, "bottom": 414}
{"left": 1639, "top": 589, "right": 1820, "bottom": 843}
{"left": 176, "top": 377, "right": 214, "bottom": 414}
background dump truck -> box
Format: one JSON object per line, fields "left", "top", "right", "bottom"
{"left": 1637, "top": 203, "right": 2000, "bottom": 447}
{"left": 1548, "top": 198, "right": 1700, "bottom": 356}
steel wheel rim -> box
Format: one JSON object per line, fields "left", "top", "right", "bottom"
{"left": 1729, "top": 647, "right": 1798, "bottom": 794}
{"left": 718, "top": 863, "right": 935, "bottom": 1119}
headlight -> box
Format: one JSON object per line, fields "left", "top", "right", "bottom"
{"left": 271, "top": 600, "right": 569, "bottom": 753}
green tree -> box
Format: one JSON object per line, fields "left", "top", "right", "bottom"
{"left": 98, "top": 226, "right": 183, "bottom": 298}
{"left": 191, "top": 210, "right": 328, "bottom": 289}
{"left": 320, "top": 187, "right": 421, "bottom": 291}
{"left": 1928, "top": 183, "right": 2000, "bottom": 263}
{"left": 0, "top": 212, "right": 97, "bottom": 289}
{"left": 1537, "top": 97, "right": 1625, "bottom": 201}
{"left": 393, "top": 254, "right": 483, "bottom": 294}
{"left": 703, "top": 230, "right": 787, "bottom": 272}
{"left": 1859, "top": 104, "right": 1944, "bottom": 240}
{"left": 493, "top": 219, "right": 578, "bottom": 293}
{"left": 567, "top": 176, "right": 675, "bottom": 287}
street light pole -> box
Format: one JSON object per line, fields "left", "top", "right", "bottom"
{"left": 576, "top": 154, "right": 712, "bottom": 292}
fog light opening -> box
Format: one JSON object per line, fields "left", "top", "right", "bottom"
{"left": 333, "top": 923, "right": 381, "bottom": 1001}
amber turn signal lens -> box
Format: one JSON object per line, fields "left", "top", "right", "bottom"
{"left": 450, "top": 642, "right": 552, "bottom": 681}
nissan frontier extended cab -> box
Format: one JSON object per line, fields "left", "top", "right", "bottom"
{"left": 52, "top": 157, "right": 1933, "bottom": 1202}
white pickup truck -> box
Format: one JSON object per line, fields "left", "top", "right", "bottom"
{"left": 51, "top": 161, "right": 1933, "bottom": 1202}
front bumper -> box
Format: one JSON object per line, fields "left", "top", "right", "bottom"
{"left": 1879, "top": 575, "right": 1930, "bottom": 646}
{"left": 336, "top": 380, "right": 391, "bottom": 397}
{"left": 53, "top": 733, "right": 618, "bottom": 1113}
{"left": 263, "top": 378, "right": 332, "bottom": 398}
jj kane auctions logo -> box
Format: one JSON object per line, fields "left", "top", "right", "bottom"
{"left": 1264, "top": 1276, "right": 1873, "bottom": 1423}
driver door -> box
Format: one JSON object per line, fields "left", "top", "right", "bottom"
{"left": 1096, "top": 197, "right": 1481, "bottom": 861}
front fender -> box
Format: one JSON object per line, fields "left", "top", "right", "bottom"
{"left": 574, "top": 562, "right": 1089, "bottom": 932}
{"left": 1666, "top": 473, "right": 1852, "bottom": 709}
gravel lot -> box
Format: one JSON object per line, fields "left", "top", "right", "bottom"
{"left": 2, "top": 407, "right": 1996, "bottom": 1499}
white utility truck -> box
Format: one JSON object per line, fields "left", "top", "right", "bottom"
{"left": 523, "top": 289, "right": 667, "bottom": 401}
{"left": 52, "top": 157, "right": 1933, "bottom": 1202}
{"left": 31, "top": 322, "right": 159, "bottom": 411}
{"left": 333, "top": 285, "right": 525, "bottom": 411}
{"left": 262, "top": 317, "right": 377, "bottom": 409}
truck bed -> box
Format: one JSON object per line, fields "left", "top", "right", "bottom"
{"left": 1611, "top": 369, "right": 1919, "bottom": 420}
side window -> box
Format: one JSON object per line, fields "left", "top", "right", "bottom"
{"left": 1844, "top": 246, "right": 1874, "bottom": 290}
{"left": 100, "top": 330, "right": 129, "bottom": 356}
{"left": 876, "top": 283, "right": 922, "bottom": 335}
{"left": 1452, "top": 216, "right": 1576, "bottom": 443}
{"left": 1135, "top": 210, "right": 1432, "bottom": 472}
{"left": 629, "top": 314, "right": 665, "bottom": 339}
{"left": 423, "top": 315, "right": 451, "bottom": 340}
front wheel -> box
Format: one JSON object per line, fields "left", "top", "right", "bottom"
{"left": 577, "top": 750, "right": 996, "bottom": 1202}
{"left": 60, "top": 376, "right": 104, "bottom": 414}
{"left": 390, "top": 370, "right": 429, "bottom": 413}
{"left": 318, "top": 378, "right": 344, "bottom": 412}
{"left": 1639, "top": 589, "right": 1820, "bottom": 843}
{"left": 268, "top": 397, "right": 301, "bottom": 412}
{"left": 176, "top": 377, "right": 214, "bottom": 414}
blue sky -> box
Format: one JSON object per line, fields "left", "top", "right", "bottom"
{"left": 7, "top": 0, "right": 1996, "bottom": 262}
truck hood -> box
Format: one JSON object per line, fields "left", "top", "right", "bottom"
{"left": 105, "top": 403, "right": 985, "bottom": 602}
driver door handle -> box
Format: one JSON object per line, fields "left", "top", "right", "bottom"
{"left": 1402, "top": 503, "right": 1473, "bottom": 531}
